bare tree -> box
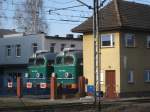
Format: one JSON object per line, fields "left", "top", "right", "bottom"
{"left": 0, "top": 0, "right": 6, "bottom": 28}
{"left": 14, "top": 0, "right": 48, "bottom": 34}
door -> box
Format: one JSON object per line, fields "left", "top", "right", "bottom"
{"left": 105, "top": 70, "right": 116, "bottom": 98}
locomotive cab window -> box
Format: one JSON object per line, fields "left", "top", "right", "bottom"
{"left": 64, "top": 56, "right": 74, "bottom": 65}
{"left": 29, "top": 58, "right": 35, "bottom": 66}
{"left": 36, "top": 58, "right": 45, "bottom": 65}
{"left": 56, "top": 57, "right": 63, "bottom": 64}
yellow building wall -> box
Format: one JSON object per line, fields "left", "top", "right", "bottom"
{"left": 84, "top": 31, "right": 150, "bottom": 96}
{"left": 83, "top": 32, "right": 121, "bottom": 94}
{"left": 83, "top": 34, "right": 95, "bottom": 84}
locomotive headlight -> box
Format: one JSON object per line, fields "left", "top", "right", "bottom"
{"left": 64, "top": 72, "right": 72, "bottom": 78}
{"left": 36, "top": 73, "right": 40, "bottom": 78}
{"left": 24, "top": 73, "right": 28, "bottom": 78}
{"left": 64, "top": 72, "right": 69, "bottom": 78}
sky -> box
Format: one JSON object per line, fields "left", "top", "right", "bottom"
{"left": 1, "top": 0, "right": 150, "bottom": 37}
{"left": 44, "top": 0, "right": 93, "bottom": 37}
{"left": 46, "top": 0, "right": 150, "bottom": 37}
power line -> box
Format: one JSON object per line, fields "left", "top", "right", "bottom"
{"left": 49, "top": 5, "right": 84, "bottom": 12}
{"left": 0, "top": 7, "right": 90, "bottom": 19}
{"left": 2, "top": 2, "right": 92, "bottom": 14}
{"left": 4, "top": 2, "right": 150, "bottom": 21}
{"left": 50, "top": 12, "right": 89, "bottom": 19}
{"left": 2, "top": 0, "right": 92, "bottom": 13}
{"left": 48, "top": 0, "right": 75, "bottom": 4}
{"left": 76, "top": 0, "right": 93, "bottom": 9}
{"left": 0, "top": 15, "right": 83, "bottom": 23}
{"left": 100, "top": 0, "right": 108, "bottom": 7}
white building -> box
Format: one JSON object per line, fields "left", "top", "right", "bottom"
{"left": 0, "top": 32, "right": 82, "bottom": 93}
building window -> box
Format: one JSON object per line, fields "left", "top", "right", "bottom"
{"left": 124, "top": 33, "right": 136, "bottom": 47}
{"left": 147, "top": 36, "right": 150, "bottom": 48}
{"left": 50, "top": 43, "right": 55, "bottom": 53}
{"left": 128, "top": 70, "right": 134, "bottom": 83}
{"left": 144, "top": 70, "right": 150, "bottom": 82}
{"left": 101, "top": 34, "right": 114, "bottom": 47}
{"left": 16, "top": 45, "right": 21, "bottom": 57}
{"left": 70, "top": 44, "right": 75, "bottom": 48}
{"left": 6, "top": 45, "right": 11, "bottom": 56}
{"left": 32, "top": 43, "right": 38, "bottom": 54}
{"left": 60, "top": 44, "right": 66, "bottom": 51}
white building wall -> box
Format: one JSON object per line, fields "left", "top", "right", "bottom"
{"left": 45, "top": 38, "right": 82, "bottom": 53}
{"left": 0, "top": 34, "right": 45, "bottom": 65}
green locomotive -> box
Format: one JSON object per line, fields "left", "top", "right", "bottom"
{"left": 25, "top": 51, "right": 56, "bottom": 86}
{"left": 54, "top": 48, "right": 83, "bottom": 90}
{"left": 25, "top": 49, "right": 83, "bottom": 95}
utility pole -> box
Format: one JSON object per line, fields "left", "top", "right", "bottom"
{"left": 93, "top": 0, "right": 101, "bottom": 110}
{"left": 76, "top": 0, "right": 103, "bottom": 111}
{"left": 96, "top": 0, "right": 101, "bottom": 110}
{"left": 93, "top": 0, "right": 96, "bottom": 104}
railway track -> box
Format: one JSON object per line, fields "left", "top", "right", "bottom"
{"left": 0, "top": 103, "right": 97, "bottom": 112}
{"left": 1, "top": 97, "right": 150, "bottom": 112}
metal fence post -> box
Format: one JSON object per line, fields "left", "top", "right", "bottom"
{"left": 17, "top": 76, "right": 22, "bottom": 98}
{"left": 50, "top": 75, "right": 57, "bottom": 100}
{"left": 78, "top": 76, "right": 85, "bottom": 97}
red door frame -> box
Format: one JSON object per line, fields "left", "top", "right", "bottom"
{"left": 105, "top": 70, "right": 116, "bottom": 98}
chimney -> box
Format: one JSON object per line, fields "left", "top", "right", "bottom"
{"left": 54, "top": 35, "right": 59, "bottom": 37}
{"left": 66, "top": 34, "right": 74, "bottom": 38}
{"left": 77, "top": 35, "right": 83, "bottom": 39}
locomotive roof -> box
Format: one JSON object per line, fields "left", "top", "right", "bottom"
{"left": 30, "top": 52, "right": 56, "bottom": 60}
{"left": 56, "top": 50, "right": 83, "bottom": 59}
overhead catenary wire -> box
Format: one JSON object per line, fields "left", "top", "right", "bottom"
{"left": 1, "top": 0, "right": 149, "bottom": 32}
{"left": 50, "top": 12, "right": 89, "bottom": 18}
{"left": 2, "top": 0, "right": 92, "bottom": 13}
{"left": 0, "top": 1, "right": 91, "bottom": 23}
{"left": 48, "top": 0, "right": 75, "bottom": 4}
{"left": 2, "top": 0, "right": 148, "bottom": 24}
{"left": 0, "top": 8, "right": 90, "bottom": 19}
{"left": 49, "top": 5, "right": 84, "bottom": 12}
{"left": 0, "top": 15, "right": 84, "bottom": 23}
{"left": 76, "top": 0, "right": 93, "bottom": 9}
{"left": 2, "top": 0, "right": 150, "bottom": 14}
{"left": 0, "top": 1, "right": 92, "bottom": 21}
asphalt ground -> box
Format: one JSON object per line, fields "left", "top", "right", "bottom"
{"left": 0, "top": 96, "right": 150, "bottom": 112}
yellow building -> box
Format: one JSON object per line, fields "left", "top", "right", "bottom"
{"left": 72, "top": 0, "right": 150, "bottom": 98}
